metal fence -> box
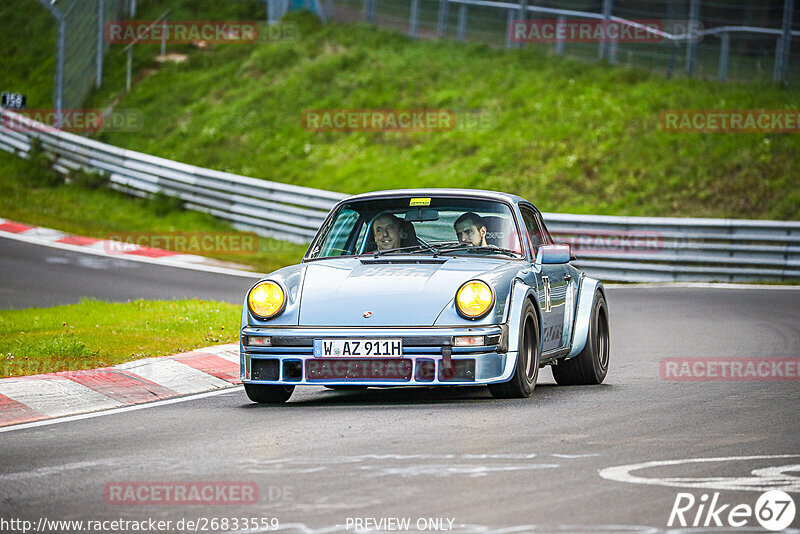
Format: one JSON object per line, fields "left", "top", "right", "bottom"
{"left": 323, "top": 0, "right": 800, "bottom": 84}
{"left": 1, "top": 108, "right": 798, "bottom": 283}
{"left": 35, "top": 0, "right": 134, "bottom": 124}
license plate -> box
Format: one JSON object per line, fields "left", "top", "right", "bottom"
{"left": 313, "top": 339, "right": 402, "bottom": 357}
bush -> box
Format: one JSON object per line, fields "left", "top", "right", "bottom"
{"left": 282, "top": 10, "right": 323, "bottom": 36}
{"left": 70, "top": 168, "right": 109, "bottom": 189}
{"left": 25, "top": 138, "right": 62, "bottom": 187}
{"left": 148, "top": 191, "right": 184, "bottom": 216}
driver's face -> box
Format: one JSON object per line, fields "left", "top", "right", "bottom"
{"left": 373, "top": 215, "right": 401, "bottom": 250}
{"left": 455, "top": 220, "right": 485, "bottom": 246}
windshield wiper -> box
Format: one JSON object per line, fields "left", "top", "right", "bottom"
{"left": 370, "top": 241, "right": 520, "bottom": 259}
{"left": 436, "top": 243, "right": 523, "bottom": 258}
{"left": 371, "top": 243, "right": 439, "bottom": 257}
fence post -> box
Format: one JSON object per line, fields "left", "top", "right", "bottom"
{"left": 161, "top": 17, "right": 167, "bottom": 56}
{"left": 96, "top": 0, "right": 105, "bottom": 88}
{"left": 364, "top": 0, "right": 376, "bottom": 23}
{"left": 685, "top": 0, "right": 700, "bottom": 75}
{"left": 718, "top": 32, "right": 729, "bottom": 81}
{"left": 555, "top": 15, "right": 565, "bottom": 56}
{"left": 667, "top": 40, "right": 679, "bottom": 77}
{"left": 37, "top": 0, "right": 65, "bottom": 128}
{"left": 517, "top": 0, "right": 527, "bottom": 48}
{"left": 126, "top": 48, "right": 132, "bottom": 92}
{"left": 437, "top": 0, "right": 449, "bottom": 37}
{"left": 457, "top": 4, "right": 467, "bottom": 42}
{"left": 505, "top": 9, "right": 514, "bottom": 48}
{"left": 773, "top": 0, "right": 794, "bottom": 82}
{"left": 325, "top": 0, "right": 334, "bottom": 22}
{"left": 599, "top": 0, "right": 612, "bottom": 59}
{"left": 55, "top": 18, "right": 65, "bottom": 128}
{"left": 409, "top": 0, "right": 419, "bottom": 38}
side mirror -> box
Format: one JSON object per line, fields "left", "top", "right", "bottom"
{"left": 535, "top": 244, "right": 571, "bottom": 265}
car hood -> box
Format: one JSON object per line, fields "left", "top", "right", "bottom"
{"left": 298, "top": 257, "right": 515, "bottom": 327}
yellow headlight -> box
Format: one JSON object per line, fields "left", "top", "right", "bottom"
{"left": 456, "top": 280, "right": 494, "bottom": 319}
{"left": 248, "top": 281, "right": 285, "bottom": 319}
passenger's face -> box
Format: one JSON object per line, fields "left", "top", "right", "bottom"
{"left": 455, "top": 220, "right": 485, "bottom": 246}
{"left": 373, "top": 215, "right": 401, "bottom": 250}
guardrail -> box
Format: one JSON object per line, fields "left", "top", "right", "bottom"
{"left": 1, "top": 109, "right": 798, "bottom": 282}
{"left": 0, "top": 110, "right": 343, "bottom": 244}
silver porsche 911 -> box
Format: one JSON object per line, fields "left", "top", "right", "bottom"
{"left": 240, "top": 189, "right": 609, "bottom": 403}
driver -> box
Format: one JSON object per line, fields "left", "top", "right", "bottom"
{"left": 454, "top": 212, "right": 488, "bottom": 246}
{"left": 373, "top": 213, "right": 403, "bottom": 250}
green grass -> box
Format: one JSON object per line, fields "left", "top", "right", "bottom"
{"left": 0, "top": 149, "right": 307, "bottom": 273}
{"left": 0, "top": 298, "right": 239, "bottom": 378}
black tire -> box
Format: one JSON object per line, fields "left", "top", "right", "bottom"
{"left": 244, "top": 383, "right": 294, "bottom": 403}
{"left": 489, "top": 300, "right": 539, "bottom": 399}
{"left": 552, "top": 290, "right": 609, "bottom": 385}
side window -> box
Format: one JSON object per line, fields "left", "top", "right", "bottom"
{"left": 319, "top": 208, "right": 360, "bottom": 257}
{"left": 534, "top": 212, "right": 555, "bottom": 245}
{"left": 520, "top": 208, "right": 542, "bottom": 255}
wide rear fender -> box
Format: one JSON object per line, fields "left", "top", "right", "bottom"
{"left": 567, "top": 276, "right": 605, "bottom": 359}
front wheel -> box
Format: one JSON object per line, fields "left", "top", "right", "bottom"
{"left": 489, "top": 300, "right": 539, "bottom": 399}
{"left": 244, "top": 383, "right": 294, "bottom": 404}
{"left": 552, "top": 290, "right": 609, "bottom": 385}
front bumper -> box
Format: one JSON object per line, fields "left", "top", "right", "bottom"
{"left": 240, "top": 325, "right": 515, "bottom": 386}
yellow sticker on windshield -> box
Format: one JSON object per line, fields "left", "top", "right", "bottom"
{"left": 410, "top": 198, "right": 431, "bottom": 206}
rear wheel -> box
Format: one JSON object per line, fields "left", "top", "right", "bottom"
{"left": 244, "top": 383, "right": 294, "bottom": 404}
{"left": 489, "top": 300, "right": 539, "bottom": 399}
{"left": 552, "top": 291, "right": 609, "bottom": 385}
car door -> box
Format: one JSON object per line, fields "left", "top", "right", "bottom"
{"left": 520, "top": 206, "right": 567, "bottom": 352}
{"left": 533, "top": 209, "right": 575, "bottom": 351}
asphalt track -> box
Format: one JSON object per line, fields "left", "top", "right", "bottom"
{"left": 1, "top": 238, "right": 800, "bottom": 533}
{"left": 0, "top": 236, "right": 261, "bottom": 309}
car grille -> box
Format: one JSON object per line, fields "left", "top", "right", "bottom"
{"left": 250, "top": 357, "right": 477, "bottom": 382}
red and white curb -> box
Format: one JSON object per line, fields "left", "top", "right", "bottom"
{"left": 0, "top": 344, "right": 240, "bottom": 428}
{"left": 0, "top": 218, "right": 258, "bottom": 277}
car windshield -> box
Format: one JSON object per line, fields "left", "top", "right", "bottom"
{"left": 306, "top": 196, "right": 524, "bottom": 259}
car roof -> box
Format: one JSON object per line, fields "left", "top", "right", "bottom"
{"left": 341, "top": 188, "right": 531, "bottom": 207}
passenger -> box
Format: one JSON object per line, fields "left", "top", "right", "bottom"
{"left": 373, "top": 213, "right": 403, "bottom": 250}
{"left": 454, "top": 212, "right": 488, "bottom": 246}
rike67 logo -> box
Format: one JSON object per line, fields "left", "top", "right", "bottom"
{"left": 669, "top": 490, "right": 796, "bottom": 531}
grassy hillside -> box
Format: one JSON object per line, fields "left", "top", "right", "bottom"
{"left": 95, "top": 12, "right": 799, "bottom": 220}
{"left": 3, "top": 2, "right": 799, "bottom": 220}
